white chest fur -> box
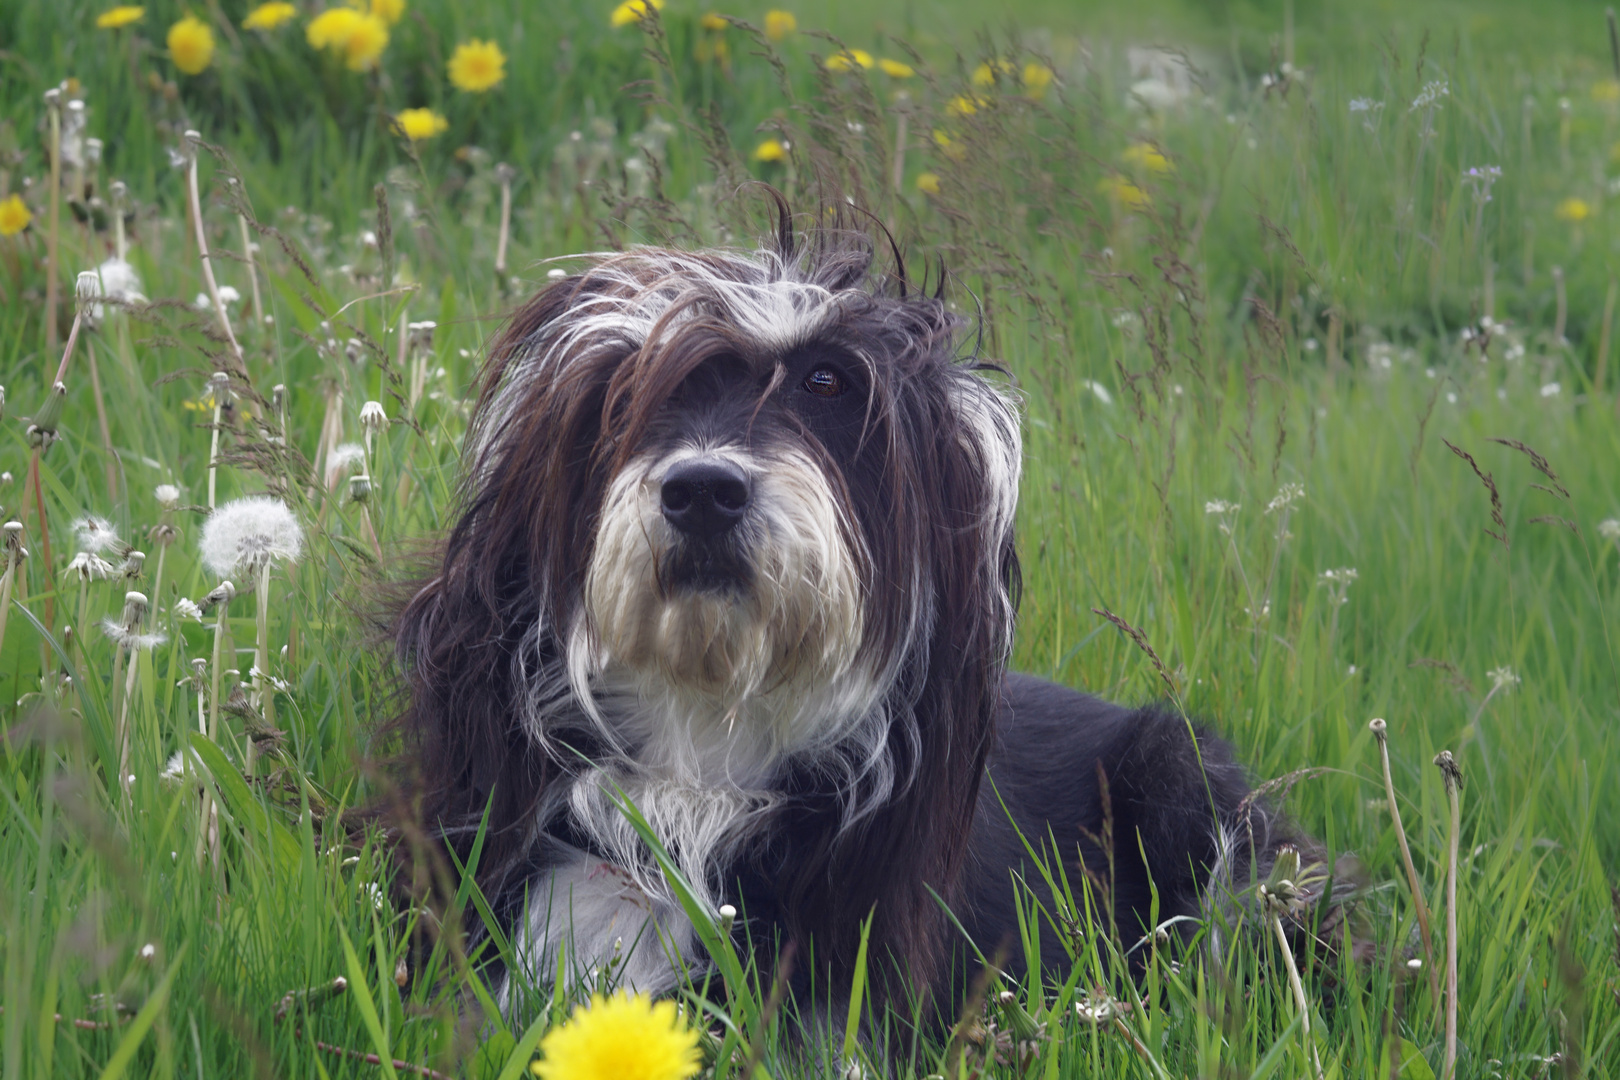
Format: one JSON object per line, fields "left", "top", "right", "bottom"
{"left": 511, "top": 844, "right": 696, "bottom": 997}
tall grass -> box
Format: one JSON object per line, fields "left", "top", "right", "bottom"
{"left": 1, "top": 1, "right": 1617, "bottom": 1077}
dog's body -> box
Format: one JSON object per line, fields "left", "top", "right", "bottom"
{"left": 390, "top": 213, "right": 1295, "bottom": 1013}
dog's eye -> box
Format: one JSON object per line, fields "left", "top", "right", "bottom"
{"left": 802, "top": 367, "right": 846, "bottom": 398}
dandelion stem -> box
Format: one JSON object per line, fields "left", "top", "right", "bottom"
{"left": 117, "top": 645, "right": 140, "bottom": 801}
{"left": 184, "top": 132, "right": 246, "bottom": 374}
{"left": 494, "top": 165, "right": 513, "bottom": 276}
{"left": 45, "top": 91, "right": 61, "bottom": 355}
{"left": 208, "top": 396, "right": 222, "bottom": 510}
{"left": 1370, "top": 719, "right": 1439, "bottom": 1001}
{"left": 1436, "top": 751, "right": 1462, "bottom": 1080}
{"left": 238, "top": 213, "right": 263, "bottom": 326}
{"left": 1270, "top": 909, "right": 1323, "bottom": 1080}
{"left": 0, "top": 542, "right": 22, "bottom": 668}
{"left": 86, "top": 343, "right": 117, "bottom": 502}
{"left": 250, "top": 558, "right": 273, "bottom": 777}
{"left": 28, "top": 452, "right": 55, "bottom": 631}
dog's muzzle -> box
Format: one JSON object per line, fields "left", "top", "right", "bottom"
{"left": 660, "top": 459, "right": 751, "bottom": 540}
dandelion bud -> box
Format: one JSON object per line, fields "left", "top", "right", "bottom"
{"left": 118, "top": 591, "right": 150, "bottom": 631}
{"left": 201, "top": 580, "right": 236, "bottom": 611}
{"left": 191, "top": 657, "right": 207, "bottom": 678}
{"left": 76, "top": 271, "right": 103, "bottom": 317}
{"left": 183, "top": 128, "right": 201, "bottom": 153}
{"left": 27, "top": 382, "right": 68, "bottom": 446}
{"left": 407, "top": 320, "right": 436, "bottom": 352}
{"left": 345, "top": 338, "right": 365, "bottom": 364}
{"left": 121, "top": 550, "right": 145, "bottom": 578}
{"left": 349, "top": 474, "right": 373, "bottom": 503}
{"left": 1368, "top": 717, "right": 1386, "bottom": 737}
{"left": 155, "top": 484, "right": 181, "bottom": 510}
{"left": 359, "top": 400, "right": 387, "bottom": 433}
{"left": 43, "top": 87, "right": 60, "bottom": 109}
{"left": 1, "top": 473, "right": 12, "bottom": 486}
{"left": 718, "top": 903, "right": 737, "bottom": 935}
{"left": 394, "top": 958, "right": 408, "bottom": 988}
{"left": 271, "top": 384, "right": 286, "bottom": 412}
{"left": 3, "top": 521, "right": 23, "bottom": 551}
{"left": 110, "top": 179, "right": 127, "bottom": 205}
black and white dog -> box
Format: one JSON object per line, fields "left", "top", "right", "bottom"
{"left": 389, "top": 208, "right": 1303, "bottom": 1013}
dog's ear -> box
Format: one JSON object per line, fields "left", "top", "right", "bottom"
{"left": 774, "top": 284, "right": 1023, "bottom": 1002}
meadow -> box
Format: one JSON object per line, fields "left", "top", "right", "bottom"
{"left": 0, "top": 0, "right": 1618, "bottom": 1077}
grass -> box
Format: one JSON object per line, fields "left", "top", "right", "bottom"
{"left": 1, "top": 0, "right": 1619, "bottom": 1076}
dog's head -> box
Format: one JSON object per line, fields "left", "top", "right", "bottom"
{"left": 396, "top": 214, "right": 1020, "bottom": 983}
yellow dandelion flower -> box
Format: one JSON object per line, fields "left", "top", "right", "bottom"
{"left": 764, "top": 10, "right": 796, "bottom": 41}
{"left": 1122, "top": 142, "right": 1172, "bottom": 174}
{"left": 1022, "top": 61, "right": 1054, "bottom": 99}
{"left": 1593, "top": 80, "right": 1620, "bottom": 104}
{"left": 394, "top": 108, "right": 448, "bottom": 141}
{"left": 610, "top": 0, "right": 663, "bottom": 28}
{"left": 825, "top": 48, "right": 873, "bottom": 72}
{"left": 752, "top": 138, "right": 787, "bottom": 162}
{"left": 95, "top": 6, "right": 145, "bottom": 29}
{"left": 1555, "top": 196, "right": 1592, "bottom": 223}
{"left": 242, "top": 2, "right": 296, "bottom": 30}
{"left": 308, "top": 8, "right": 388, "bottom": 71}
{"left": 972, "top": 58, "right": 1016, "bottom": 86}
{"left": 531, "top": 993, "right": 701, "bottom": 1080}
{"left": 1098, "top": 173, "right": 1151, "bottom": 211}
{"left": 370, "top": 0, "right": 405, "bottom": 26}
{"left": 915, "top": 171, "right": 940, "bottom": 194}
{"left": 946, "top": 94, "right": 987, "bottom": 117}
{"left": 0, "top": 194, "right": 32, "bottom": 237}
{"left": 932, "top": 128, "right": 965, "bottom": 161}
{"left": 448, "top": 39, "right": 506, "bottom": 92}
{"left": 695, "top": 36, "right": 731, "bottom": 65}
{"left": 168, "top": 15, "right": 215, "bottom": 76}
{"left": 877, "top": 58, "right": 914, "bottom": 78}
{"left": 701, "top": 12, "right": 728, "bottom": 31}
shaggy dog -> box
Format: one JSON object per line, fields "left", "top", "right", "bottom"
{"left": 389, "top": 208, "right": 1304, "bottom": 1015}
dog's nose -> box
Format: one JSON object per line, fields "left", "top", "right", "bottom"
{"left": 660, "top": 460, "right": 751, "bottom": 539}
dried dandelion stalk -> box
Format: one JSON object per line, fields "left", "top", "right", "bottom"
{"left": 1369, "top": 718, "right": 1438, "bottom": 1001}
{"left": 184, "top": 131, "right": 246, "bottom": 373}
{"left": 1435, "top": 750, "right": 1463, "bottom": 1080}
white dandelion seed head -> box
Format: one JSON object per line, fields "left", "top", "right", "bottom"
{"left": 172, "top": 597, "right": 204, "bottom": 622}
{"left": 160, "top": 749, "right": 201, "bottom": 785}
{"left": 325, "top": 443, "right": 367, "bottom": 489}
{"left": 72, "top": 515, "right": 122, "bottom": 554}
{"left": 86, "top": 258, "right": 146, "bottom": 321}
{"left": 359, "top": 400, "right": 387, "bottom": 433}
{"left": 1266, "top": 482, "right": 1305, "bottom": 514}
{"left": 199, "top": 496, "right": 305, "bottom": 578}
{"left": 67, "top": 550, "right": 116, "bottom": 582}
{"left": 155, "top": 484, "right": 181, "bottom": 510}
{"left": 193, "top": 285, "right": 241, "bottom": 311}
{"left": 1487, "top": 666, "right": 1520, "bottom": 692}
{"left": 1598, "top": 518, "right": 1620, "bottom": 541}
{"left": 102, "top": 620, "right": 166, "bottom": 651}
